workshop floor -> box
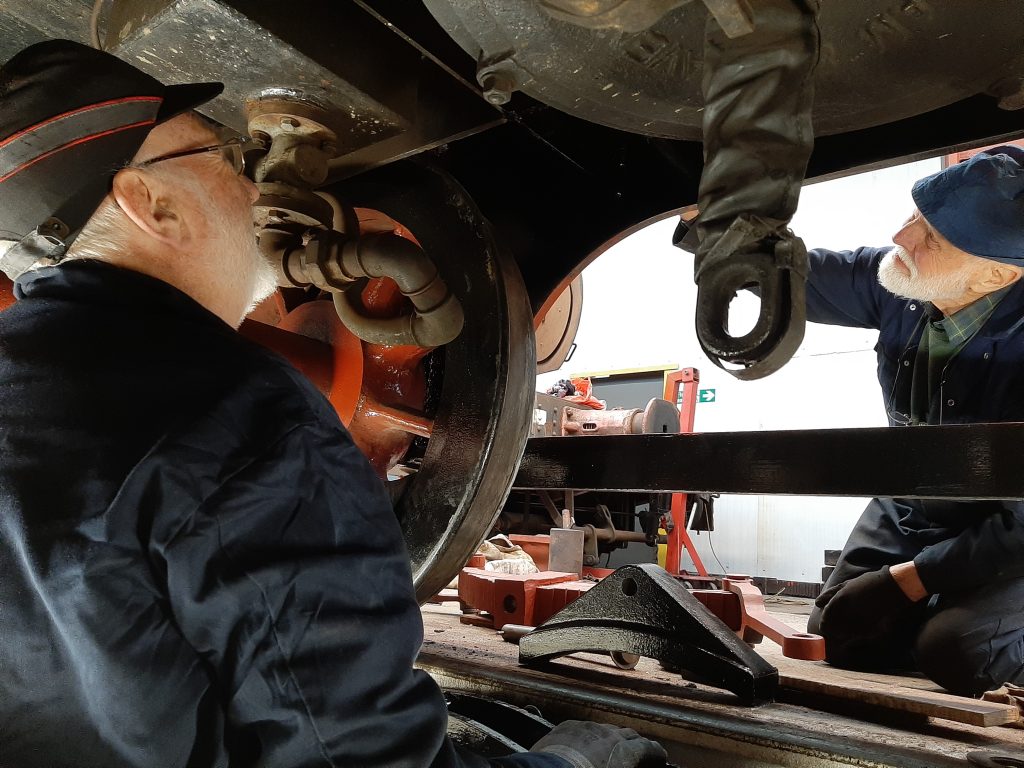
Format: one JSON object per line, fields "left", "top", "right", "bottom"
{"left": 420, "top": 597, "right": 1024, "bottom": 767}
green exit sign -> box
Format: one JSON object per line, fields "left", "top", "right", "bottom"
{"left": 698, "top": 388, "right": 716, "bottom": 403}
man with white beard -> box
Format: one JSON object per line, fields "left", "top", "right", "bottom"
{"left": 800, "top": 145, "right": 1024, "bottom": 696}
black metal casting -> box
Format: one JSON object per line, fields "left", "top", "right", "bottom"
{"left": 693, "top": 0, "right": 817, "bottom": 379}
{"left": 514, "top": 424, "right": 1024, "bottom": 499}
{"left": 519, "top": 563, "right": 779, "bottom": 703}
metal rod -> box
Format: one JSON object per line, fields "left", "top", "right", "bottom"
{"left": 662, "top": 367, "right": 707, "bottom": 577}
{"left": 514, "top": 424, "right": 1024, "bottom": 499}
{"left": 418, "top": 652, "right": 967, "bottom": 768}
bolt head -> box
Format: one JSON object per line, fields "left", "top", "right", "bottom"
{"left": 485, "top": 89, "right": 511, "bottom": 106}
{"left": 280, "top": 117, "right": 300, "bottom": 132}
{"left": 479, "top": 71, "right": 514, "bottom": 106}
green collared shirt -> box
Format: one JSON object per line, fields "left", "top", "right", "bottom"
{"left": 909, "top": 284, "right": 1013, "bottom": 424}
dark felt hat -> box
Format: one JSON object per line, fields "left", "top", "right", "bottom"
{"left": 912, "top": 145, "right": 1024, "bottom": 265}
{"left": 0, "top": 39, "right": 222, "bottom": 276}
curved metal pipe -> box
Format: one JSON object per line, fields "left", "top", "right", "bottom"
{"left": 332, "top": 232, "right": 465, "bottom": 347}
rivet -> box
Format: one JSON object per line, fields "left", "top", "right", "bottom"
{"left": 947, "top": 399, "right": 955, "bottom": 407}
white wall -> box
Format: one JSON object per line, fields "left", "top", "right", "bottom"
{"left": 537, "top": 158, "right": 942, "bottom": 582}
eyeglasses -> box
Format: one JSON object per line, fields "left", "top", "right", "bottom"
{"left": 134, "top": 136, "right": 249, "bottom": 175}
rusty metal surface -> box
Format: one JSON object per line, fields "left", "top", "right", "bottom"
{"left": 519, "top": 564, "right": 779, "bottom": 703}
{"left": 561, "top": 398, "right": 679, "bottom": 436}
{"left": 422, "top": 0, "right": 1024, "bottom": 140}
{"left": 515, "top": 424, "right": 1024, "bottom": 499}
{"left": 531, "top": 394, "right": 676, "bottom": 437}
{"left": 535, "top": 275, "right": 582, "bottom": 374}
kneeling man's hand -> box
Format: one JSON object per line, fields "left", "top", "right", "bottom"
{"left": 818, "top": 567, "right": 915, "bottom": 660}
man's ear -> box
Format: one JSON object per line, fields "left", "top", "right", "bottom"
{"left": 974, "top": 262, "right": 1024, "bottom": 294}
{"left": 110, "top": 168, "right": 188, "bottom": 246}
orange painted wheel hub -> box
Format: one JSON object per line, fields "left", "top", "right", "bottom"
{"left": 241, "top": 208, "right": 435, "bottom": 477}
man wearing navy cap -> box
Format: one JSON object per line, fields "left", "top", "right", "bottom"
{"left": 0, "top": 40, "right": 666, "bottom": 768}
{"left": 804, "top": 146, "right": 1024, "bottom": 695}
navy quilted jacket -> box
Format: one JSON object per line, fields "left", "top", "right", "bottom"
{"left": 0, "top": 261, "right": 564, "bottom": 768}
{"left": 806, "top": 247, "right": 1024, "bottom": 592}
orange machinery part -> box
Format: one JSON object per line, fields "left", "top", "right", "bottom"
{"left": 663, "top": 367, "right": 708, "bottom": 578}
{"left": 1, "top": 274, "right": 16, "bottom": 313}
{"left": 240, "top": 304, "right": 364, "bottom": 426}
{"left": 691, "top": 579, "right": 825, "bottom": 661}
{"left": 458, "top": 568, "right": 596, "bottom": 628}
{"left": 718, "top": 576, "right": 825, "bottom": 661}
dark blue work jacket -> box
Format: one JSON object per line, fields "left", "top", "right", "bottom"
{"left": 805, "top": 247, "right": 1024, "bottom": 593}
{"left": 806, "top": 247, "right": 1024, "bottom": 425}
{"left": 0, "top": 261, "right": 563, "bottom": 768}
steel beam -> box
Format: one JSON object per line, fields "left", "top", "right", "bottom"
{"left": 513, "top": 424, "right": 1024, "bottom": 499}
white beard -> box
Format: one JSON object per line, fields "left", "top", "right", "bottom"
{"left": 205, "top": 190, "right": 279, "bottom": 316}
{"left": 245, "top": 239, "right": 280, "bottom": 313}
{"left": 877, "top": 245, "right": 974, "bottom": 303}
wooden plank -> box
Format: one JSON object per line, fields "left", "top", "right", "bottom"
{"left": 780, "top": 673, "right": 1020, "bottom": 727}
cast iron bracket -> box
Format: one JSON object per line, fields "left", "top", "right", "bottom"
{"left": 518, "top": 563, "right": 779, "bottom": 704}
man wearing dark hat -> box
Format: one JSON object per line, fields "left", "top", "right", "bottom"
{"left": 0, "top": 40, "right": 666, "bottom": 768}
{"left": 802, "top": 145, "right": 1024, "bottom": 696}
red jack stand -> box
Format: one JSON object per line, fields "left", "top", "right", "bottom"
{"left": 661, "top": 368, "right": 712, "bottom": 583}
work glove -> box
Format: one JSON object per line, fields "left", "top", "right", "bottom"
{"left": 817, "top": 567, "right": 917, "bottom": 668}
{"left": 532, "top": 720, "right": 667, "bottom": 768}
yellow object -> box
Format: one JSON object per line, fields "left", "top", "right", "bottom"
{"left": 657, "top": 527, "right": 667, "bottom": 569}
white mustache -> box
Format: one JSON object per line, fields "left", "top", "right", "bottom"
{"left": 889, "top": 245, "right": 916, "bottom": 277}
